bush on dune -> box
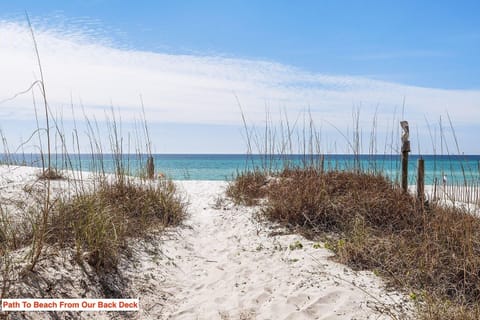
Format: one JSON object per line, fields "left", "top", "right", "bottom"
{"left": 228, "top": 167, "right": 480, "bottom": 319}
{"left": 48, "top": 178, "right": 187, "bottom": 270}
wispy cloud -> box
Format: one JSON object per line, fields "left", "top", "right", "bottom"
{"left": 0, "top": 21, "right": 479, "bottom": 153}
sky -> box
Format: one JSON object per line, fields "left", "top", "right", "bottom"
{"left": 0, "top": 1, "right": 479, "bottom": 154}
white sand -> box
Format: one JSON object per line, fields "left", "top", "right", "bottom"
{"left": 0, "top": 166, "right": 411, "bottom": 319}
{"left": 134, "top": 181, "right": 410, "bottom": 319}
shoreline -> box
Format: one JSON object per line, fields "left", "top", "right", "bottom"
{"left": 2, "top": 153, "right": 479, "bottom": 183}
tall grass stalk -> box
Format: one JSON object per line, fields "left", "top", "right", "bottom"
{"left": 0, "top": 18, "right": 188, "bottom": 288}
{"left": 228, "top": 109, "right": 480, "bottom": 320}
{"left": 25, "top": 12, "right": 52, "bottom": 272}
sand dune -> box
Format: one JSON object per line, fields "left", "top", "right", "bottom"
{"left": 0, "top": 167, "right": 411, "bottom": 319}
{"left": 135, "top": 181, "right": 410, "bottom": 319}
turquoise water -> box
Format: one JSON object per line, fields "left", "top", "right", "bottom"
{"left": 3, "top": 153, "right": 480, "bottom": 184}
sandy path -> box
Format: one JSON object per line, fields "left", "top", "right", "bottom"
{"left": 0, "top": 167, "right": 410, "bottom": 319}
{"left": 134, "top": 181, "right": 409, "bottom": 320}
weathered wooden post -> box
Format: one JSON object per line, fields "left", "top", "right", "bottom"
{"left": 417, "top": 157, "right": 425, "bottom": 204}
{"left": 400, "top": 121, "right": 410, "bottom": 193}
{"left": 146, "top": 155, "right": 155, "bottom": 179}
{"left": 319, "top": 154, "right": 325, "bottom": 173}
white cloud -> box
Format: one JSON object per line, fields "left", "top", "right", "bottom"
{"left": 0, "top": 20, "right": 479, "bottom": 153}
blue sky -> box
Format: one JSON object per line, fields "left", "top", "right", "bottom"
{"left": 2, "top": 0, "right": 479, "bottom": 89}
{"left": 0, "top": 1, "right": 479, "bottom": 153}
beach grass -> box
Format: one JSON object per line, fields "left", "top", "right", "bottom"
{"left": 0, "top": 21, "right": 189, "bottom": 306}
{"left": 226, "top": 170, "right": 269, "bottom": 206}
{"left": 1, "top": 20, "right": 479, "bottom": 318}
{"left": 49, "top": 177, "right": 186, "bottom": 270}
{"left": 227, "top": 107, "right": 480, "bottom": 319}
{"left": 228, "top": 167, "right": 480, "bottom": 319}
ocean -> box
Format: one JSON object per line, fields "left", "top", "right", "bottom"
{"left": 2, "top": 153, "right": 480, "bottom": 185}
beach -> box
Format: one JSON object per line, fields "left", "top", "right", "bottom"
{"left": 0, "top": 165, "right": 411, "bottom": 319}
{"left": 1, "top": 4, "right": 478, "bottom": 319}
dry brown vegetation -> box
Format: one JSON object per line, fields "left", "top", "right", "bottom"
{"left": 0, "top": 159, "right": 188, "bottom": 308}
{"left": 228, "top": 167, "right": 480, "bottom": 319}
{"left": 37, "top": 168, "right": 64, "bottom": 180}
{"left": 226, "top": 171, "right": 269, "bottom": 206}
{"left": 48, "top": 178, "right": 186, "bottom": 270}
{"left": 0, "top": 19, "right": 190, "bottom": 309}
